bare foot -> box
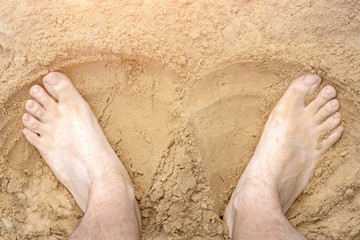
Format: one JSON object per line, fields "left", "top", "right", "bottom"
{"left": 224, "top": 74, "right": 343, "bottom": 238}
{"left": 22, "top": 72, "right": 140, "bottom": 223}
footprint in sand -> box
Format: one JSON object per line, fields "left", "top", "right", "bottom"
{"left": 1, "top": 59, "right": 357, "bottom": 238}
{"left": 0, "top": 58, "right": 178, "bottom": 234}
{"left": 187, "top": 62, "right": 282, "bottom": 214}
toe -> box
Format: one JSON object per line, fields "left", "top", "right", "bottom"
{"left": 307, "top": 85, "right": 337, "bottom": 113}
{"left": 23, "top": 128, "right": 42, "bottom": 148}
{"left": 25, "top": 99, "right": 47, "bottom": 122}
{"left": 282, "top": 74, "right": 321, "bottom": 105}
{"left": 22, "top": 113, "right": 43, "bottom": 134}
{"left": 314, "top": 99, "right": 340, "bottom": 124}
{"left": 318, "top": 112, "right": 342, "bottom": 135}
{"left": 30, "top": 85, "right": 57, "bottom": 110}
{"left": 43, "top": 72, "right": 83, "bottom": 102}
{"left": 319, "top": 125, "right": 344, "bottom": 155}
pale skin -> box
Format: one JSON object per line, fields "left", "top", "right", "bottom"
{"left": 22, "top": 72, "right": 342, "bottom": 239}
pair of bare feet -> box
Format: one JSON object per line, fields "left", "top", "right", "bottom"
{"left": 22, "top": 72, "right": 343, "bottom": 239}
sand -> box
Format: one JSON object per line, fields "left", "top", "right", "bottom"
{"left": 0, "top": 0, "right": 359, "bottom": 239}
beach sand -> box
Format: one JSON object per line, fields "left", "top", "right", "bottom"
{"left": 0, "top": 0, "right": 359, "bottom": 239}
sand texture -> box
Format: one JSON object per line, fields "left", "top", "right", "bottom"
{"left": 0, "top": 0, "right": 359, "bottom": 239}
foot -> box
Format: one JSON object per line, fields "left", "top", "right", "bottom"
{"left": 224, "top": 74, "right": 343, "bottom": 238}
{"left": 22, "top": 72, "right": 140, "bottom": 222}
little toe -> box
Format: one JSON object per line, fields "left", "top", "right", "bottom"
{"left": 319, "top": 126, "right": 344, "bottom": 155}
{"left": 281, "top": 74, "right": 321, "bottom": 105}
{"left": 314, "top": 99, "right": 340, "bottom": 124}
{"left": 22, "top": 113, "right": 43, "bottom": 134}
{"left": 29, "top": 85, "right": 57, "bottom": 110}
{"left": 318, "top": 112, "right": 342, "bottom": 135}
{"left": 43, "top": 72, "right": 83, "bottom": 102}
{"left": 25, "top": 100, "right": 47, "bottom": 121}
{"left": 307, "top": 85, "right": 337, "bottom": 113}
{"left": 23, "top": 128, "right": 42, "bottom": 149}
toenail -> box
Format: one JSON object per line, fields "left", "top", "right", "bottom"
{"left": 326, "top": 87, "right": 334, "bottom": 95}
{"left": 31, "top": 86, "right": 39, "bottom": 94}
{"left": 331, "top": 100, "right": 338, "bottom": 107}
{"left": 27, "top": 100, "right": 34, "bottom": 108}
{"left": 304, "top": 75, "right": 318, "bottom": 85}
{"left": 45, "top": 75, "right": 59, "bottom": 85}
{"left": 23, "top": 114, "right": 30, "bottom": 121}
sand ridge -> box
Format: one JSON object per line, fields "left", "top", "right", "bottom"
{"left": 0, "top": 0, "right": 359, "bottom": 239}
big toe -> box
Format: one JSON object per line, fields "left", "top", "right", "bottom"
{"left": 281, "top": 74, "right": 322, "bottom": 106}
{"left": 43, "top": 72, "right": 82, "bottom": 102}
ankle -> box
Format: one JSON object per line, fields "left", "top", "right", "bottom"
{"left": 233, "top": 175, "right": 282, "bottom": 214}
{"left": 90, "top": 172, "right": 136, "bottom": 202}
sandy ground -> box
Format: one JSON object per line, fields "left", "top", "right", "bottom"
{"left": 0, "top": 0, "right": 359, "bottom": 239}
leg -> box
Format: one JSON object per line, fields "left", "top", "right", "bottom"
{"left": 22, "top": 72, "right": 141, "bottom": 239}
{"left": 224, "top": 74, "right": 343, "bottom": 239}
{"left": 70, "top": 177, "right": 140, "bottom": 239}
